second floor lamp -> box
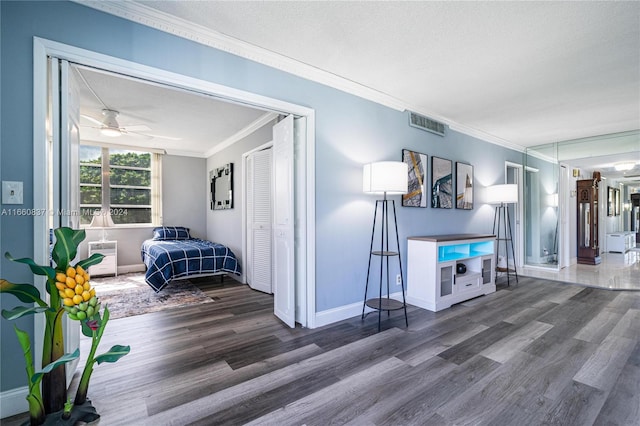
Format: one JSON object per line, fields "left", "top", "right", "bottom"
{"left": 486, "top": 184, "right": 519, "bottom": 286}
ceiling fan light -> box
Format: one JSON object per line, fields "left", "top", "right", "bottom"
{"left": 614, "top": 162, "right": 635, "bottom": 171}
{"left": 100, "top": 127, "right": 121, "bottom": 137}
{"left": 100, "top": 109, "right": 121, "bottom": 137}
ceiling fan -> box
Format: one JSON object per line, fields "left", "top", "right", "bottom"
{"left": 80, "top": 109, "right": 181, "bottom": 140}
{"left": 76, "top": 67, "right": 182, "bottom": 141}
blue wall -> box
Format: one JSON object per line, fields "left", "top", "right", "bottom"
{"left": 0, "top": 1, "right": 523, "bottom": 394}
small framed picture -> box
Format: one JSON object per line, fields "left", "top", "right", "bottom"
{"left": 431, "top": 156, "right": 453, "bottom": 209}
{"left": 456, "top": 162, "right": 473, "bottom": 210}
{"left": 402, "top": 149, "right": 428, "bottom": 207}
{"left": 607, "top": 186, "right": 615, "bottom": 216}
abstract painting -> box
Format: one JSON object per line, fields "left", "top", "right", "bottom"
{"left": 402, "top": 149, "right": 427, "bottom": 207}
{"left": 431, "top": 156, "right": 452, "bottom": 208}
{"left": 456, "top": 162, "right": 474, "bottom": 210}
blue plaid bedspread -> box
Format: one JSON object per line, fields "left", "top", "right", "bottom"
{"left": 141, "top": 238, "right": 241, "bottom": 292}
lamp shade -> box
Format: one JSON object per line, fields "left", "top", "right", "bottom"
{"left": 363, "top": 161, "right": 408, "bottom": 194}
{"left": 90, "top": 210, "right": 115, "bottom": 227}
{"left": 485, "top": 184, "right": 518, "bottom": 204}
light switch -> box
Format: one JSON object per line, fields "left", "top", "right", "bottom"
{"left": 2, "top": 181, "right": 24, "bottom": 204}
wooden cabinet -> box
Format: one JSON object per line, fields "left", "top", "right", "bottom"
{"left": 577, "top": 178, "right": 601, "bottom": 265}
{"left": 88, "top": 240, "right": 117, "bottom": 277}
{"left": 407, "top": 234, "right": 496, "bottom": 312}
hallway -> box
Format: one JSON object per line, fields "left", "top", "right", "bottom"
{"left": 522, "top": 250, "right": 640, "bottom": 291}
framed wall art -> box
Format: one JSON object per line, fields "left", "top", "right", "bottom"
{"left": 402, "top": 149, "right": 428, "bottom": 207}
{"left": 607, "top": 186, "right": 615, "bottom": 216}
{"left": 210, "top": 163, "right": 233, "bottom": 210}
{"left": 431, "top": 156, "right": 453, "bottom": 209}
{"left": 456, "top": 162, "right": 474, "bottom": 210}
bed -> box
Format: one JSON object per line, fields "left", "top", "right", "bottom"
{"left": 141, "top": 226, "right": 241, "bottom": 292}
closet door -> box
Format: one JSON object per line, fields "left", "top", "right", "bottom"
{"left": 247, "top": 148, "right": 273, "bottom": 294}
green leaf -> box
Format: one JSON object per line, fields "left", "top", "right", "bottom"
{"left": 76, "top": 253, "right": 104, "bottom": 270}
{"left": 95, "top": 345, "right": 130, "bottom": 365}
{"left": 14, "top": 325, "right": 32, "bottom": 355}
{"left": 2, "top": 306, "right": 51, "bottom": 320}
{"left": 0, "top": 279, "right": 46, "bottom": 305}
{"left": 52, "top": 227, "right": 86, "bottom": 270}
{"left": 4, "top": 252, "right": 55, "bottom": 280}
{"left": 31, "top": 349, "right": 80, "bottom": 385}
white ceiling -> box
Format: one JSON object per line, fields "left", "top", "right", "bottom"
{"left": 74, "top": 66, "right": 271, "bottom": 157}
{"left": 78, "top": 1, "right": 640, "bottom": 182}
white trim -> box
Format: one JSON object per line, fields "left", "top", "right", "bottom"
{"left": 74, "top": 1, "right": 527, "bottom": 154}
{"left": 505, "top": 161, "right": 524, "bottom": 269}
{"left": 205, "top": 112, "right": 278, "bottom": 158}
{"left": 244, "top": 141, "right": 274, "bottom": 157}
{"left": 526, "top": 148, "right": 557, "bottom": 165}
{"left": 304, "top": 113, "right": 316, "bottom": 328}
{"left": 0, "top": 386, "right": 28, "bottom": 419}
{"left": 34, "top": 38, "right": 312, "bottom": 119}
{"left": 33, "top": 39, "right": 49, "bottom": 373}
{"left": 314, "top": 292, "right": 403, "bottom": 328}
{"left": 448, "top": 122, "right": 525, "bottom": 152}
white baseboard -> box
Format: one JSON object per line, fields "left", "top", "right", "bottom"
{"left": 117, "top": 263, "right": 146, "bottom": 275}
{"left": 314, "top": 292, "right": 404, "bottom": 328}
{"left": 0, "top": 386, "right": 28, "bottom": 419}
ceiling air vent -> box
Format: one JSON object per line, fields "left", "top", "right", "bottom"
{"left": 409, "top": 112, "right": 446, "bottom": 137}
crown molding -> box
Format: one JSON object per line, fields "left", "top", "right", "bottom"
{"left": 76, "top": 1, "right": 407, "bottom": 110}
{"left": 205, "top": 112, "right": 279, "bottom": 158}
{"left": 75, "top": 1, "right": 522, "bottom": 152}
{"left": 447, "top": 122, "right": 526, "bottom": 153}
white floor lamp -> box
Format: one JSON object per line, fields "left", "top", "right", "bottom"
{"left": 361, "top": 161, "right": 409, "bottom": 331}
{"left": 486, "top": 184, "right": 519, "bottom": 286}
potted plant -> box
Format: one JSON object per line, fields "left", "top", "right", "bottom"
{"left": 1, "top": 227, "right": 130, "bottom": 425}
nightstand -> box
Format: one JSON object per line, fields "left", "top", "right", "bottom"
{"left": 88, "top": 240, "right": 117, "bottom": 277}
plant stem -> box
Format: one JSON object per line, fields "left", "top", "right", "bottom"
{"left": 42, "top": 307, "right": 67, "bottom": 413}
{"left": 74, "top": 329, "right": 98, "bottom": 405}
{"left": 13, "top": 326, "right": 45, "bottom": 425}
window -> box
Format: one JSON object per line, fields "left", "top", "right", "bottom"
{"left": 79, "top": 145, "right": 161, "bottom": 226}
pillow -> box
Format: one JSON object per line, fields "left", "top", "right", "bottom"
{"left": 152, "top": 226, "right": 191, "bottom": 241}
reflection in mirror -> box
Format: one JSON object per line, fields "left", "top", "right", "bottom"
{"left": 210, "top": 163, "right": 233, "bottom": 210}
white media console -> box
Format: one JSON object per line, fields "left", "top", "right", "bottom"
{"left": 407, "top": 234, "right": 496, "bottom": 312}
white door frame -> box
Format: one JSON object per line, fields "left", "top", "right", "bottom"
{"left": 505, "top": 162, "right": 524, "bottom": 268}
{"left": 32, "top": 38, "right": 317, "bottom": 361}
{"left": 559, "top": 163, "right": 570, "bottom": 269}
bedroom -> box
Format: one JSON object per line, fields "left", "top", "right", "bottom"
{"left": 66, "top": 63, "right": 306, "bottom": 324}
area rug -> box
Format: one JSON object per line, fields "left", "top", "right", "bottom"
{"left": 91, "top": 273, "right": 213, "bottom": 319}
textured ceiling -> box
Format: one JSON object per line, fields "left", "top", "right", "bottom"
{"left": 77, "top": 0, "right": 640, "bottom": 183}
{"left": 131, "top": 0, "right": 640, "bottom": 148}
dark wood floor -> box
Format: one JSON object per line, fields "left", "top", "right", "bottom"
{"left": 5, "top": 276, "right": 640, "bottom": 425}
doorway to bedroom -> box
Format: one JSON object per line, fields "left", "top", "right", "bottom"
{"left": 33, "top": 39, "right": 317, "bottom": 352}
